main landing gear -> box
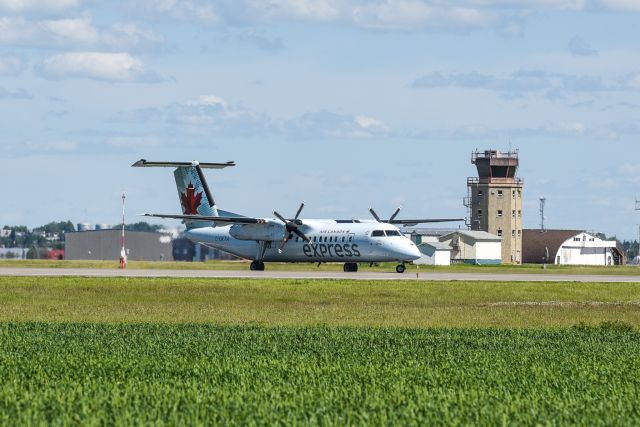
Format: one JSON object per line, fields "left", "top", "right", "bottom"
{"left": 343, "top": 262, "right": 358, "bottom": 272}
{"left": 250, "top": 261, "right": 265, "bottom": 271}
{"left": 396, "top": 264, "right": 406, "bottom": 274}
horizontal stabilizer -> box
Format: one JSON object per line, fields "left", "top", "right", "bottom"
{"left": 132, "top": 159, "right": 235, "bottom": 169}
{"left": 139, "top": 213, "right": 265, "bottom": 224}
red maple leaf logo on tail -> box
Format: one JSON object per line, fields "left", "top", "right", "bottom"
{"left": 180, "top": 183, "right": 203, "bottom": 215}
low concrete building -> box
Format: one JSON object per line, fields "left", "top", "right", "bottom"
{"left": 523, "top": 230, "right": 625, "bottom": 266}
{"left": 65, "top": 229, "right": 172, "bottom": 261}
{"left": 415, "top": 242, "right": 452, "bottom": 265}
{"left": 439, "top": 230, "right": 502, "bottom": 265}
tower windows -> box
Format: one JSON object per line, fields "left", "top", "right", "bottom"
{"left": 497, "top": 210, "right": 503, "bottom": 217}
{"left": 497, "top": 190, "right": 503, "bottom": 198}
{"left": 497, "top": 229, "right": 503, "bottom": 237}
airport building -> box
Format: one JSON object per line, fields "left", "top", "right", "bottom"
{"left": 439, "top": 230, "right": 502, "bottom": 265}
{"left": 415, "top": 242, "right": 452, "bottom": 266}
{"left": 465, "top": 150, "right": 523, "bottom": 264}
{"left": 65, "top": 229, "right": 172, "bottom": 261}
{"left": 522, "top": 230, "right": 626, "bottom": 266}
{"left": 407, "top": 229, "right": 502, "bottom": 265}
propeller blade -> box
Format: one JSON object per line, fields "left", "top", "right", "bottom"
{"left": 294, "top": 202, "right": 305, "bottom": 220}
{"left": 273, "top": 211, "right": 287, "bottom": 224}
{"left": 369, "top": 207, "right": 381, "bottom": 222}
{"left": 388, "top": 206, "right": 401, "bottom": 222}
{"left": 278, "top": 233, "right": 292, "bottom": 253}
{"left": 293, "top": 228, "right": 311, "bottom": 243}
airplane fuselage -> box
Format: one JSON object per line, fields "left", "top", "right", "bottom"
{"left": 185, "top": 219, "right": 421, "bottom": 263}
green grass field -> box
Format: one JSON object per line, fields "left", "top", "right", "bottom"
{"left": 3, "top": 258, "right": 640, "bottom": 275}
{"left": 2, "top": 276, "right": 640, "bottom": 327}
{"left": 2, "top": 323, "right": 639, "bottom": 425}
{"left": 3, "top": 276, "right": 640, "bottom": 424}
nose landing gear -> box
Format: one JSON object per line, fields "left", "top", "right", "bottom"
{"left": 343, "top": 262, "right": 358, "bottom": 272}
{"left": 395, "top": 263, "right": 406, "bottom": 274}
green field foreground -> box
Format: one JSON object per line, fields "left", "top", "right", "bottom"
{"left": 3, "top": 276, "right": 640, "bottom": 327}
{"left": 1, "top": 323, "right": 639, "bottom": 425}
{"left": 3, "top": 258, "right": 640, "bottom": 275}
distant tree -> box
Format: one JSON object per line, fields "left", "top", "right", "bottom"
{"left": 34, "top": 221, "right": 75, "bottom": 235}
{"left": 124, "top": 222, "right": 163, "bottom": 232}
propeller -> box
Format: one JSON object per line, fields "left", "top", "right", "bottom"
{"left": 274, "top": 202, "right": 311, "bottom": 253}
{"left": 369, "top": 206, "right": 401, "bottom": 223}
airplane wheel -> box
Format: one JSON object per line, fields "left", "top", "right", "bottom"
{"left": 250, "top": 261, "right": 265, "bottom": 271}
{"left": 396, "top": 264, "right": 406, "bottom": 274}
{"left": 343, "top": 262, "right": 358, "bottom": 272}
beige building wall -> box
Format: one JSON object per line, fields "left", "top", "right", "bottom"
{"left": 469, "top": 183, "right": 523, "bottom": 264}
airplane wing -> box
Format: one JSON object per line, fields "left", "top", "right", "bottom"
{"left": 139, "top": 213, "right": 266, "bottom": 224}
{"left": 388, "top": 218, "right": 465, "bottom": 226}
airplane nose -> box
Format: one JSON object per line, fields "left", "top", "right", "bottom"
{"left": 398, "top": 242, "right": 421, "bottom": 261}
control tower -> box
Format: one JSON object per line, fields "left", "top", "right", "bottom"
{"left": 464, "top": 149, "right": 523, "bottom": 264}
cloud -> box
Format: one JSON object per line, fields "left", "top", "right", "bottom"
{"left": 599, "top": 0, "right": 640, "bottom": 11}
{"left": 352, "top": 0, "right": 494, "bottom": 32}
{"left": 0, "top": 55, "right": 24, "bottom": 75}
{"left": 115, "top": 95, "right": 390, "bottom": 140}
{"left": 411, "top": 70, "right": 551, "bottom": 98}
{"left": 286, "top": 110, "right": 391, "bottom": 139}
{"left": 0, "top": 0, "right": 80, "bottom": 14}
{"left": 0, "top": 15, "right": 163, "bottom": 50}
{"left": 36, "top": 52, "right": 166, "bottom": 82}
{"left": 132, "top": 0, "right": 218, "bottom": 24}
{"left": 235, "top": 29, "right": 285, "bottom": 51}
{"left": 106, "top": 135, "right": 160, "bottom": 148}
{"left": 115, "top": 94, "right": 271, "bottom": 136}
{"left": 128, "top": 0, "right": 640, "bottom": 34}
{"left": 0, "top": 87, "right": 32, "bottom": 99}
{"left": 567, "top": 36, "right": 597, "bottom": 56}
{"left": 411, "top": 69, "right": 640, "bottom": 99}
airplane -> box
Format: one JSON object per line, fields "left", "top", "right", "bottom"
{"left": 133, "top": 159, "right": 463, "bottom": 273}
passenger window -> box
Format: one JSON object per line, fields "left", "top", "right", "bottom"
{"left": 348, "top": 236, "right": 353, "bottom": 242}
{"left": 313, "top": 236, "right": 317, "bottom": 242}
{"left": 371, "top": 230, "right": 385, "bottom": 237}
{"left": 342, "top": 236, "right": 345, "bottom": 242}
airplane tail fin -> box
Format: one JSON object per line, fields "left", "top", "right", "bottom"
{"left": 132, "top": 159, "right": 235, "bottom": 229}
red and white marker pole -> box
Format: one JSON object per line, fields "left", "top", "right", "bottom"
{"left": 119, "top": 192, "right": 127, "bottom": 269}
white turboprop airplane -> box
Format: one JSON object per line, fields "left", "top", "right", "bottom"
{"left": 134, "top": 159, "right": 463, "bottom": 273}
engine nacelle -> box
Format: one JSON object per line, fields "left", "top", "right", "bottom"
{"left": 229, "top": 221, "right": 284, "bottom": 241}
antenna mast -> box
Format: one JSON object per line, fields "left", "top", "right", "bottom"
{"left": 120, "top": 193, "right": 127, "bottom": 269}
{"left": 539, "top": 196, "right": 546, "bottom": 231}
{"left": 636, "top": 200, "right": 640, "bottom": 260}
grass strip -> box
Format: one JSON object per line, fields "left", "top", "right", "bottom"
{"left": 2, "top": 276, "right": 640, "bottom": 327}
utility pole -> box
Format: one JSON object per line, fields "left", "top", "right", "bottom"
{"left": 539, "top": 196, "right": 546, "bottom": 232}
{"left": 120, "top": 193, "right": 127, "bottom": 269}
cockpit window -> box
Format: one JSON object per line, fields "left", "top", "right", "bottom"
{"left": 385, "top": 230, "right": 401, "bottom": 237}
{"left": 371, "top": 230, "right": 385, "bottom": 237}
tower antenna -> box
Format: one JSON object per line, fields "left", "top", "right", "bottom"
{"left": 120, "top": 193, "right": 127, "bottom": 269}
{"left": 539, "top": 196, "right": 546, "bottom": 232}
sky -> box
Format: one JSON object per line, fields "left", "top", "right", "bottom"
{"left": 1, "top": 0, "right": 639, "bottom": 240}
